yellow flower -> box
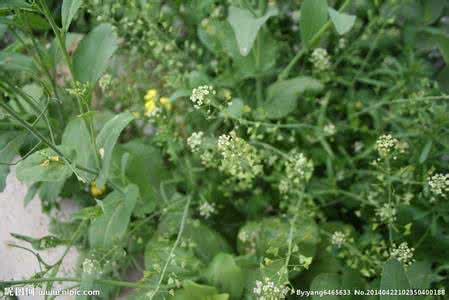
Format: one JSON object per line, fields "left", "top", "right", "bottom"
{"left": 159, "top": 96, "right": 172, "bottom": 110}
{"left": 49, "top": 156, "right": 60, "bottom": 162}
{"left": 132, "top": 111, "right": 141, "bottom": 118}
{"left": 144, "top": 89, "right": 157, "bottom": 102}
{"left": 90, "top": 181, "right": 106, "bottom": 197}
{"left": 40, "top": 159, "right": 50, "bottom": 167}
{"left": 145, "top": 99, "right": 157, "bottom": 116}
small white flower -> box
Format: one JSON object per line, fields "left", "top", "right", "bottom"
{"left": 390, "top": 242, "right": 415, "bottom": 267}
{"left": 428, "top": 173, "right": 449, "bottom": 199}
{"left": 376, "top": 134, "right": 399, "bottom": 158}
{"left": 99, "top": 148, "right": 105, "bottom": 159}
{"left": 190, "top": 85, "right": 216, "bottom": 109}
{"left": 376, "top": 203, "right": 397, "bottom": 223}
{"left": 331, "top": 231, "right": 347, "bottom": 248}
{"left": 187, "top": 131, "right": 204, "bottom": 153}
{"left": 323, "top": 123, "right": 336, "bottom": 136}
{"left": 198, "top": 201, "right": 216, "bottom": 219}
{"left": 310, "top": 48, "right": 331, "bottom": 72}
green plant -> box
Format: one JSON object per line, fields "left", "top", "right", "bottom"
{"left": 1, "top": 0, "right": 449, "bottom": 299}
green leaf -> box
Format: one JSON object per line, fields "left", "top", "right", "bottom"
{"left": 380, "top": 259, "right": 414, "bottom": 300}
{"left": 437, "top": 35, "right": 449, "bottom": 65}
{"left": 262, "top": 76, "right": 323, "bottom": 119}
{"left": 419, "top": 140, "right": 432, "bottom": 164}
{"left": 144, "top": 236, "right": 203, "bottom": 278}
{"left": 328, "top": 7, "right": 356, "bottom": 35}
{"left": 88, "top": 184, "right": 139, "bottom": 249}
{"left": 61, "top": 0, "right": 82, "bottom": 31}
{"left": 169, "top": 281, "right": 229, "bottom": 300}
{"left": 221, "top": 98, "right": 245, "bottom": 118}
{"left": 0, "top": 132, "right": 26, "bottom": 191}
{"left": 310, "top": 273, "right": 340, "bottom": 300}
{"left": 11, "top": 233, "right": 67, "bottom": 250}
{"left": 16, "top": 146, "right": 75, "bottom": 184}
{"left": 0, "top": 0, "right": 31, "bottom": 10}
{"left": 0, "top": 51, "right": 35, "bottom": 73}
{"left": 406, "top": 261, "right": 433, "bottom": 290}
{"left": 422, "top": 0, "right": 446, "bottom": 24}
{"left": 300, "top": 0, "right": 328, "bottom": 47}
{"left": 184, "top": 221, "right": 232, "bottom": 263}
{"left": 73, "top": 23, "right": 118, "bottom": 83}
{"left": 23, "top": 182, "right": 39, "bottom": 207}
{"left": 96, "top": 111, "right": 134, "bottom": 187}
{"left": 120, "top": 140, "right": 170, "bottom": 215}
{"left": 206, "top": 253, "right": 245, "bottom": 299}
{"left": 227, "top": 6, "right": 277, "bottom": 56}
{"left": 62, "top": 117, "right": 96, "bottom": 181}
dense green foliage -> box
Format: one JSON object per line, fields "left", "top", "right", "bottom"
{"left": 1, "top": 0, "right": 449, "bottom": 299}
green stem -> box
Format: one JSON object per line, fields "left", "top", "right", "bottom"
{"left": 278, "top": 0, "right": 352, "bottom": 80}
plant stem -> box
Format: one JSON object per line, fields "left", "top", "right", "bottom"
{"left": 278, "top": 0, "right": 352, "bottom": 80}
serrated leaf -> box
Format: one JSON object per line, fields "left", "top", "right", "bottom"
{"left": 300, "top": 0, "right": 328, "bottom": 47}
{"left": 88, "top": 184, "right": 139, "bottom": 249}
{"left": 262, "top": 76, "right": 323, "bottom": 119}
{"left": 73, "top": 23, "right": 118, "bottom": 83}
{"left": 96, "top": 111, "right": 134, "bottom": 187}
{"left": 328, "top": 7, "right": 356, "bottom": 35}
{"left": 227, "top": 6, "right": 277, "bottom": 56}
{"left": 61, "top": 0, "right": 82, "bottom": 31}
{"left": 380, "top": 259, "right": 414, "bottom": 300}
{"left": 16, "top": 146, "right": 75, "bottom": 184}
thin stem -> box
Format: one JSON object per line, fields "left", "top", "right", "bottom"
{"left": 278, "top": 0, "right": 352, "bottom": 80}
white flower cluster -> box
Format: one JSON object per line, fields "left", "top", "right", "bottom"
{"left": 82, "top": 258, "right": 100, "bottom": 275}
{"left": 187, "top": 131, "right": 204, "bottom": 153}
{"left": 279, "top": 151, "right": 314, "bottom": 195}
{"left": 376, "top": 203, "right": 397, "bottom": 223}
{"left": 217, "top": 131, "right": 263, "bottom": 190}
{"left": 323, "top": 123, "right": 336, "bottom": 136}
{"left": 428, "top": 173, "right": 449, "bottom": 199}
{"left": 253, "top": 278, "right": 289, "bottom": 300}
{"left": 375, "top": 134, "right": 399, "bottom": 158}
{"left": 331, "top": 231, "right": 347, "bottom": 248}
{"left": 199, "top": 201, "right": 216, "bottom": 219}
{"left": 310, "top": 48, "right": 331, "bottom": 72}
{"left": 390, "top": 242, "right": 415, "bottom": 267}
{"left": 190, "top": 85, "right": 216, "bottom": 109}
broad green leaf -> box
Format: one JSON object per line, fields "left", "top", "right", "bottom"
{"left": 206, "top": 253, "right": 245, "bottom": 299}
{"left": 169, "top": 281, "right": 229, "bottom": 300}
{"left": 380, "top": 259, "right": 414, "bottom": 300}
{"left": 144, "top": 236, "right": 203, "bottom": 278}
{"left": 38, "top": 180, "right": 65, "bottom": 204}
{"left": 96, "top": 112, "right": 134, "bottom": 187}
{"left": 61, "top": 0, "right": 82, "bottom": 31}
{"left": 0, "top": 132, "right": 26, "bottom": 191}
{"left": 328, "top": 7, "right": 356, "bottom": 35}
{"left": 422, "top": 0, "right": 446, "bottom": 24}
{"left": 88, "top": 184, "right": 139, "bottom": 248}
{"left": 227, "top": 6, "right": 277, "bottom": 56}
{"left": 300, "top": 0, "right": 328, "bottom": 47}
{"left": 406, "top": 261, "right": 433, "bottom": 290}
{"left": 62, "top": 117, "right": 96, "bottom": 181}
{"left": 121, "top": 140, "right": 170, "bottom": 215}
{"left": 262, "top": 77, "right": 323, "bottom": 119}
{"left": 77, "top": 259, "right": 101, "bottom": 300}
{"left": 73, "top": 23, "right": 118, "bottom": 83}
{"left": 221, "top": 98, "right": 245, "bottom": 118}
{"left": 310, "top": 273, "right": 340, "bottom": 300}
{"left": 16, "top": 146, "right": 75, "bottom": 184}
{"left": 184, "top": 221, "right": 232, "bottom": 263}
{"left": 23, "top": 182, "right": 39, "bottom": 207}
{"left": 0, "top": 51, "right": 34, "bottom": 73}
